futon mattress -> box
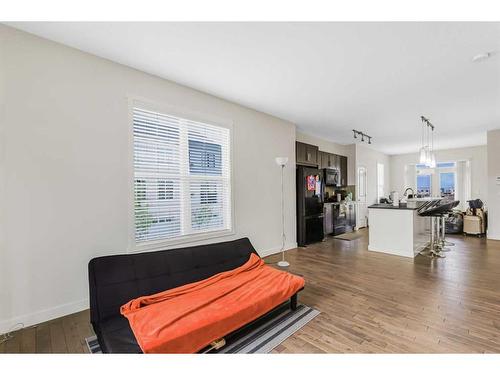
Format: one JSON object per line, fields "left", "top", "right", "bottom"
{"left": 120, "top": 253, "right": 304, "bottom": 353}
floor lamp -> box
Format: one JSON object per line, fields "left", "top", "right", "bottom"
{"left": 275, "top": 156, "right": 289, "bottom": 267}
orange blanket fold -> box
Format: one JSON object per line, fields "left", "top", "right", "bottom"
{"left": 120, "top": 253, "right": 305, "bottom": 353}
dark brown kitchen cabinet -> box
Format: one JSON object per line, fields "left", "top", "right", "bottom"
{"left": 297, "top": 142, "right": 348, "bottom": 185}
{"left": 332, "top": 154, "right": 340, "bottom": 170}
{"left": 296, "top": 141, "right": 307, "bottom": 164}
{"left": 339, "top": 155, "right": 348, "bottom": 186}
{"left": 320, "top": 151, "right": 339, "bottom": 169}
{"left": 319, "top": 151, "right": 330, "bottom": 169}
{"left": 318, "top": 151, "right": 326, "bottom": 168}
{"left": 296, "top": 141, "right": 319, "bottom": 166}
{"left": 305, "top": 144, "right": 319, "bottom": 166}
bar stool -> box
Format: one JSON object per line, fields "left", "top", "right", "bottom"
{"left": 417, "top": 200, "right": 442, "bottom": 257}
{"left": 417, "top": 200, "right": 458, "bottom": 258}
{"left": 438, "top": 200, "right": 460, "bottom": 250}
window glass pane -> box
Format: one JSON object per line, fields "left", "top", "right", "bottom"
{"left": 134, "top": 178, "right": 182, "bottom": 241}
{"left": 416, "top": 163, "right": 430, "bottom": 169}
{"left": 188, "top": 139, "right": 222, "bottom": 175}
{"left": 417, "top": 175, "right": 431, "bottom": 197}
{"left": 437, "top": 162, "right": 455, "bottom": 168}
{"left": 440, "top": 172, "right": 455, "bottom": 199}
{"left": 190, "top": 180, "right": 226, "bottom": 231}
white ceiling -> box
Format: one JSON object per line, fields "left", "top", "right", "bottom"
{"left": 7, "top": 22, "right": 500, "bottom": 155}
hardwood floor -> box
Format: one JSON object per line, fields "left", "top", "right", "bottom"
{"left": 0, "top": 309, "right": 93, "bottom": 353}
{"left": 2, "top": 229, "right": 500, "bottom": 353}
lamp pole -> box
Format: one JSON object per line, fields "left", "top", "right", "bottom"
{"left": 275, "top": 157, "right": 289, "bottom": 267}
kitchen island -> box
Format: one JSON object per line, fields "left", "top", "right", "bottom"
{"left": 368, "top": 204, "right": 428, "bottom": 258}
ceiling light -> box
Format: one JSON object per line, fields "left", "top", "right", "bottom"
{"left": 353, "top": 129, "right": 373, "bottom": 144}
{"left": 472, "top": 52, "right": 493, "bottom": 62}
{"left": 419, "top": 147, "right": 427, "bottom": 164}
{"left": 419, "top": 116, "right": 436, "bottom": 168}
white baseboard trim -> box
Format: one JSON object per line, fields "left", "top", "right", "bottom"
{"left": 368, "top": 245, "right": 415, "bottom": 258}
{"left": 258, "top": 242, "right": 298, "bottom": 258}
{"left": 0, "top": 298, "right": 89, "bottom": 335}
{"left": 487, "top": 233, "right": 500, "bottom": 241}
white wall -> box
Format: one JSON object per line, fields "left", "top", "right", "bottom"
{"left": 0, "top": 25, "right": 7, "bottom": 333}
{"left": 389, "top": 146, "right": 488, "bottom": 202}
{"left": 487, "top": 130, "right": 500, "bottom": 240}
{"left": 296, "top": 131, "right": 356, "bottom": 185}
{"left": 355, "top": 144, "right": 391, "bottom": 205}
{"left": 0, "top": 25, "right": 298, "bottom": 333}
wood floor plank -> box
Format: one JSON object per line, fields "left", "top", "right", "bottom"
{"left": 20, "top": 327, "right": 36, "bottom": 353}
{"left": 73, "top": 310, "right": 93, "bottom": 353}
{"left": 4, "top": 229, "right": 500, "bottom": 353}
{"left": 3, "top": 329, "right": 21, "bottom": 353}
{"left": 61, "top": 314, "right": 84, "bottom": 353}
{"left": 49, "top": 320, "right": 68, "bottom": 353}
{"left": 35, "top": 323, "right": 52, "bottom": 353}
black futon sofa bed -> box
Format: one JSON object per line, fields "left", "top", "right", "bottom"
{"left": 88, "top": 237, "right": 301, "bottom": 353}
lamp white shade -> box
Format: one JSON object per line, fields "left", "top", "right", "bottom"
{"left": 275, "top": 156, "right": 289, "bottom": 166}
{"left": 419, "top": 147, "right": 427, "bottom": 164}
{"left": 429, "top": 153, "right": 436, "bottom": 168}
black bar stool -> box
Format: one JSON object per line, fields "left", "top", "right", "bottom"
{"left": 417, "top": 200, "right": 458, "bottom": 258}
{"left": 439, "top": 200, "right": 460, "bottom": 250}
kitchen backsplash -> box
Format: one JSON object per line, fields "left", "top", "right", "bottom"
{"left": 325, "top": 185, "right": 356, "bottom": 201}
{"left": 345, "top": 185, "right": 356, "bottom": 201}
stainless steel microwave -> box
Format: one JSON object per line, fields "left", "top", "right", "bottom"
{"left": 323, "top": 168, "right": 340, "bottom": 186}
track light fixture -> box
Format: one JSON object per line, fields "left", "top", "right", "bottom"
{"left": 352, "top": 130, "right": 372, "bottom": 144}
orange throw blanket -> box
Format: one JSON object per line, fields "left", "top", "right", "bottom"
{"left": 120, "top": 253, "right": 304, "bottom": 353}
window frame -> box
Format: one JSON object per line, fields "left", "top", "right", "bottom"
{"left": 127, "top": 97, "right": 235, "bottom": 253}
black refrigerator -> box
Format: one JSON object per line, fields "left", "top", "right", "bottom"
{"left": 296, "top": 166, "right": 324, "bottom": 246}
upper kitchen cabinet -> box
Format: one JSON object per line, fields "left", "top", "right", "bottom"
{"left": 319, "top": 151, "right": 339, "bottom": 169}
{"left": 331, "top": 154, "right": 340, "bottom": 170}
{"left": 297, "top": 142, "right": 348, "bottom": 186}
{"left": 296, "top": 141, "right": 319, "bottom": 166}
{"left": 339, "top": 155, "right": 348, "bottom": 186}
{"left": 319, "top": 151, "right": 330, "bottom": 169}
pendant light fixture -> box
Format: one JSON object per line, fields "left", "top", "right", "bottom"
{"left": 428, "top": 118, "right": 435, "bottom": 168}
{"left": 419, "top": 118, "right": 427, "bottom": 163}
{"left": 429, "top": 124, "right": 436, "bottom": 168}
{"left": 419, "top": 116, "right": 436, "bottom": 167}
{"left": 425, "top": 121, "right": 432, "bottom": 165}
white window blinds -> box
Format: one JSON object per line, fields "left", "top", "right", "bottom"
{"left": 133, "top": 107, "right": 232, "bottom": 244}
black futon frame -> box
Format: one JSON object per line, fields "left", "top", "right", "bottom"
{"left": 88, "top": 237, "right": 300, "bottom": 353}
